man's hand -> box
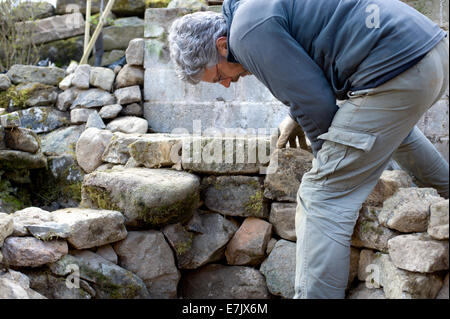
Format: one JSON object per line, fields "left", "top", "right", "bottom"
{"left": 276, "top": 115, "right": 311, "bottom": 152}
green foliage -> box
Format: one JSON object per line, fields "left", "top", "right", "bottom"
{"left": 89, "top": 13, "right": 115, "bottom": 28}
{"left": 0, "top": 0, "right": 42, "bottom": 72}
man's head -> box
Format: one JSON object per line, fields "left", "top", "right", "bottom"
{"left": 168, "top": 11, "right": 250, "bottom": 88}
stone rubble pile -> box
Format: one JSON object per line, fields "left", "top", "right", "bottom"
{"left": 56, "top": 37, "right": 147, "bottom": 135}
{"left": 0, "top": 35, "right": 149, "bottom": 214}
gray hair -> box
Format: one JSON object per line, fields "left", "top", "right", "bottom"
{"left": 168, "top": 11, "right": 227, "bottom": 84}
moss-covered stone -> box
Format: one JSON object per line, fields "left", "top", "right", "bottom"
{"left": 139, "top": 191, "right": 199, "bottom": 228}
{"left": 244, "top": 190, "right": 264, "bottom": 216}
{"left": 81, "top": 185, "right": 122, "bottom": 212}
{"left": 0, "top": 85, "right": 30, "bottom": 111}
{"left": 145, "top": 0, "right": 171, "bottom": 8}
{"left": 81, "top": 168, "right": 200, "bottom": 228}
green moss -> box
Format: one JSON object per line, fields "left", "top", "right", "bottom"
{"left": 37, "top": 107, "right": 50, "bottom": 124}
{"left": 145, "top": 0, "right": 171, "bottom": 8}
{"left": 244, "top": 190, "right": 264, "bottom": 216}
{"left": 0, "top": 85, "right": 30, "bottom": 110}
{"left": 360, "top": 220, "right": 384, "bottom": 236}
{"left": 83, "top": 185, "right": 121, "bottom": 212}
{"left": 174, "top": 232, "right": 194, "bottom": 255}
{"left": 89, "top": 12, "right": 115, "bottom": 27}
{"left": 138, "top": 191, "right": 200, "bottom": 228}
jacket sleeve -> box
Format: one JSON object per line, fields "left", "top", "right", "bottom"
{"left": 230, "top": 16, "right": 339, "bottom": 155}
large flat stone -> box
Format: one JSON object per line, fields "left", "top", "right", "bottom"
{"left": 50, "top": 251, "right": 150, "bottom": 299}
{"left": 17, "top": 107, "right": 70, "bottom": 134}
{"left": 56, "top": 0, "right": 146, "bottom": 16}
{"left": 16, "top": 13, "right": 85, "bottom": 45}
{"left": 388, "top": 233, "right": 449, "bottom": 273}
{"left": 378, "top": 188, "right": 443, "bottom": 233}
{"left": 362, "top": 251, "right": 444, "bottom": 299}
{"left": 80, "top": 167, "right": 200, "bottom": 228}
{"left": 7, "top": 65, "right": 65, "bottom": 86}
{"left": 14, "top": 1, "right": 55, "bottom": 21}
{"left": 103, "top": 17, "right": 144, "bottom": 51}
{"left": 202, "top": 175, "right": 268, "bottom": 218}
{"left": 0, "top": 150, "right": 47, "bottom": 169}
{"left": 263, "top": 148, "right": 314, "bottom": 202}
{"left": 1, "top": 237, "right": 68, "bottom": 267}
{"left": 9, "top": 82, "right": 58, "bottom": 109}
{"left": 10, "top": 207, "right": 54, "bottom": 236}
{"left": 51, "top": 208, "right": 128, "bottom": 249}
{"left": 127, "top": 133, "right": 189, "bottom": 168}
{"left": 162, "top": 211, "right": 238, "bottom": 269}
{"left": 181, "top": 264, "right": 270, "bottom": 299}
{"left": 113, "top": 230, "right": 180, "bottom": 298}
{"left": 71, "top": 88, "right": 116, "bottom": 108}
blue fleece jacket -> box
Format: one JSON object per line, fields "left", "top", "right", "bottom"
{"left": 222, "top": 0, "right": 445, "bottom": 155}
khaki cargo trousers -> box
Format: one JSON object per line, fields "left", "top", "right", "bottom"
{"left": 294, "top": 36, "right": 449, "bottom": 299}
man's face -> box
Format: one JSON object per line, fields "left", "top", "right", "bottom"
{"left": 200, "top": 36, "right": 251, "bottom": 88}
{"left": 201, "top": 60, "right": 251, "bottom": 88}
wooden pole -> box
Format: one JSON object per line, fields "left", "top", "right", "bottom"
{"left": 79, "top": 0, "right": 116, "bottom": 65}
{"left": 83, "top": 0, "right": 92, "bottom": 54}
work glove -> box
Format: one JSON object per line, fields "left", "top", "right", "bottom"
{"left": 276, "top": 115, "right": 311, "bottom": 152}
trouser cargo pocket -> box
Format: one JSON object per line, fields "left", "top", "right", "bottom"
{"left": 303, "top": 126, "right": 377, "bottom": 191}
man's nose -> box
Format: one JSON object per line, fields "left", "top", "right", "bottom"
{"left": 220, "top": 78, "right": 232, "bottom": 88}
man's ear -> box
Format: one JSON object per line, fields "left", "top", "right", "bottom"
{"left": 216, "top": 36, "right": 228, "bottom": 57}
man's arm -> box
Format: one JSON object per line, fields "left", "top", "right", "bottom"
{"left": 230, "top": 16, "right": 339, "bottom": 155}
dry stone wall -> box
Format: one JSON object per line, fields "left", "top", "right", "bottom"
{"left": 0, "top": 0, "right": 449, "bottom": 300}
